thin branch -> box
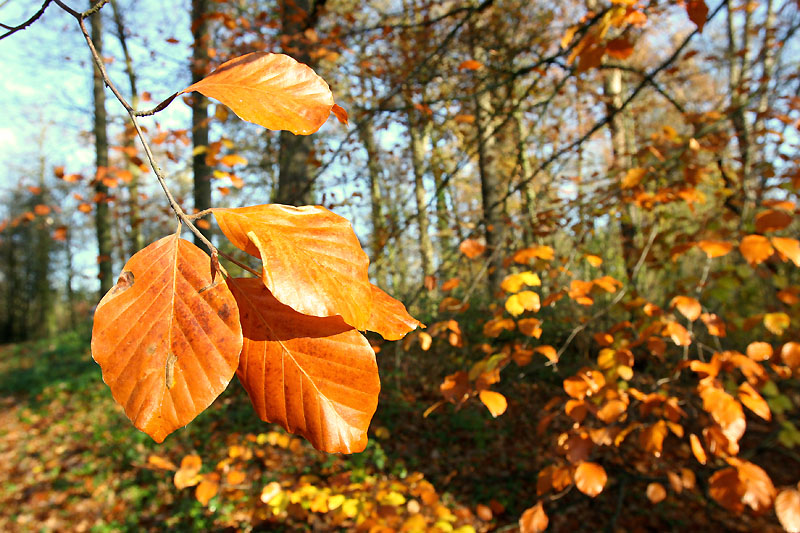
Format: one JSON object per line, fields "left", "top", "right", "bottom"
{"left": 0, "top": 0, "right": 52, "bottom": 41}
{"left": 53, "top": 1, "right": 218, "bottom": 258}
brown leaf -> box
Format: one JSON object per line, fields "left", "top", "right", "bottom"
{"left": 331, "top": 103, "right": 348, "bottom": 125}
{"left": 574, "top": 462, "right": 607, "bottom": 497}
{"left": 519, "top": 502, "right": 548, "bottom": 533}
{"left": 179, "top": 53, "right": 334, "bottom": 135}
{"left": 91, "top": 234, "right": 242, "bottom": 443}
{"left": 228, "top": 278, "right": 379, "bottom": 454}
{"left": 214, "top": 204, "right": 372, "bottom": 330}
{"left": 606, "top": 38, "right": 634, "bottom": 60}
{"left": 365, "top": 284, "right": 420, "bottom": 341}
{"left": 441, "top": 371, "right": 469, "bottom": 405}
{"left": 755, "top": 209, "right": 793, "bottom": 233}
{"left": 687, "top": 0, "right": 709, "bottom": 32}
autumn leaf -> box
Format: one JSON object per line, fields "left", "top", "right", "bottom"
{"left": 179, "top": 52, "right": 335, "bottom": 135}
{"left": 697, "top": 240, "right": 733, "bottom": 258}
{"left": 174, "top": 454, "right": 203, "bottom": 489}
{"left": 479, "top": 390, "right": 507, "bottom": 418}
{"left": 519, "top": 502, "right": 548, "bottom": 533}
{"left": 764, "top": 312, "right": 790, "bottom": 336}
{"left": 772, "top": 237, "right": 800, "bottom": 267}
{"left": 739, "top": 234, "right": 774, "bottom": 266}
{"left": 776, "top": 488, "right": 800, "bottom": 533}
{"left": 459, "top": 238, "right": 485, "bottom": 259}
{"left": 574, "top": 462, "right": 607, "bottom": 497}
{"left": 671, "top": 295, "right": 701, "bottom": 321}
{"left": 365, "top": 284, "right": 421, "bottom": 341}
{"left": 647, "top": 482, "right": 667, "bottom": 504}
{"left": 755, "top": 209, "right": 793, "bottom": 233}
{"left": 606, "top": 37, "right": 634, "bottom": 59}
{"left": 228, "top": 278, "right": 379, "bottom": 454}
{"left": 621, "top": 167, "right": 646, "bottom": 188}
{"left": 505, "top": 291, "right": 541, "bottom": 316}
{"left": 686, "top": 0, "right": 709, "bottom": 32}
{"left": 738, "top": 382, "right": 771, "bottom": 421}
{"left": 91, "top": 233, "right": 242, "bottom": 443}
{"left": 214, "top": 204, "right": 372, "bottom": 330}
{"left": 458, "top": 59, "right": 483, "bottom": 70}
{"left": 195, "top": 473, "right": 220, "bottom": 506}
{"left": 501, "top": 271, "right": 541, "bottom": 293}
{"left": 689, "top": 433, "right": 707, "bottom": 465}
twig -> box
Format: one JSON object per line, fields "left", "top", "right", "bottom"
{"left": 0, "top": 0, "right": 52, "bottom": 41}
{"left": 53, "top": 1, "right": 218, "bottom": 259}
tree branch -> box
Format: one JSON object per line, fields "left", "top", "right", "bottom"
{"left": 0, "top": 0, "right": 52, "bottom": 41}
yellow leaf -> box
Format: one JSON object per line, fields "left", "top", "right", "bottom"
{"left": 621, "top": 167, "right": 647, "bottom": 188}
{"left": 764, "top": 312, "right": 790, "bottom": 336}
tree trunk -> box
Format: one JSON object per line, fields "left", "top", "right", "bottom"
{"left": 90, "top": 0, "right": 114, "bottom": 297}
{"left": 408, "top": 110, "right": 435, "bottom": 282}
{"left": 358, "top": 119, "right": 388, "bottom": 285}
{"left": 275, "top": 0, "right": 316, "bottom": 206}
{"left": 111, "top": 0, "right": 144, "bottom": 255}
{"left": 473, "top": 45, "right": 504, "bottom": 294}
{"left": 191, "top": 0, "right": 212, "bottom": 245}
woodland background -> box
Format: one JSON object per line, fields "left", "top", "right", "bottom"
{"left": 1, "top": 0, "right": 800, "bottom": 531}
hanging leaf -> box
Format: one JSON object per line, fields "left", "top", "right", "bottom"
{"left": 686, "top": 0, "right": 709, "bottom": 32}
{"left": 91, "top": 233, "right": 242, "bottom": 443}
{"left": 690, "top": 433, "right": 707, "bottom": 465}
{"left": 519, "top": 502, "right": 548, "bottom": 533}
{"left": 213, "top": 204, "right": 372, "bottom": 331}
{"left": 479, "top": 390, "right": 508, "bottom": 418}
{"left": 738, "top": 382, "right": 771, "bottom": 421}
{"left": 764, "top": 312, "right": 790, "bottom": 336}
{"left": 647, "top": 482, "right": 667, "bottom": 504}
{"left": 739, "top": 235, "right": 774, "bottom": 266}
{"left": 574, "top": 462, "right": 607, "bottom": 497}
{"left": 772, "top": 237, "right": 800, "bottom": 267}
{"left": 365, "top": 284, "right": 421, "bottom": 341}
{"left": 671, "top": 295, "right": 702, "bottom": 321}
{"left": 459, "top": 238, "right": 486, "bottom": 259}
{"left": 228, "top": 278, "right": 379, "bottom": 454}
{"left": 755, "top": 209, "right": 793, "bottom": 233}
{"left": 697, "top": 240, "right": 733, "bottom": 258}
{"left": 179, "top": 52, "right": 335, "bottom": 135}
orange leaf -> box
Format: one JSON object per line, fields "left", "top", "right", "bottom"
{"left": 458, "top": 59, "right": 483, "bottom": 70}
{"left": 91, "top": 234, "right": 242, "bottom": 443}
{"left": 331, "top": 103, "right": 348, "bottom": 125}
{"left": 513, "top": 245, "right": 554, "bottom": 263}
{"left": 174, "top": 454, "right": 203, "bottom": 489}
{"left": 687, "top": 0, "right": 709, "bottom": 32}
{"left": 574, "top": 462, "right": 607, "bottom": 497}
{"left": 772, "top": 237, "right": 800, "bottom": 267}
{"left": 34, "top": 204, "right": 51, "bottom": 216}
{"left": 671, "top": 295, "right": 701, "bottom": 321}
{"left": 418, "top": 331, "right": 433, "bottom": 351}
{"left": 459, "top": 238, "right": 485, "bottom": 259}
{"left": 505, "top": 291, "right": 541, "bottom": 316}
{"left": 214, "top": 204, "right": 372, "bottom": 330}
{"left": 441, "top": 277, "right": 461, "bottom": 291}
{"left": 195, "top": 474, "right": 219, "bottom": 506}
{"left": 701, "top": 313, "right": 726, "bottom": 337}
{"left": 739, "top": 234, "right": 774, "bottom": 266}
{"left": 736, "top": 460, "right": 776, "bottom": 513}
{"left": 755, "top": 209, "right": 793, "bottom": 233}
{"left": 228, "top": 278, "right": 379, "bottom": 454}
{"left": 179, "top": 52, "right": 334, "bottom": 135}
{"left": 689, "top": 433, "right": 707, "bottom": 465}
{"left": 519, "top": 502, "right": 548, "bottom": 533}
{"left": 646, "top": 482, "right": 667, "bottom": 504}
{"left": 665, "top": 321, "right": 691, "bottom": 346}
{"left": 746, "top": 342, "right": 773, "bottom": 361}
{"left": 479, "top": 390, "right": 507, "bottom": 418}
{"left": 776, "top": 488, "right": 800, "bottom": 533}
{"left": 365, "top": 284, "right": 420, "bottom": 341}
{"left": 147, "top": 454, "right": 177, "bottom": 471}
{"left": 697, "top": 240, "right": 733, "bottom": 258}
{"left": 738, "top": 382, "right": 771, "bottom": 421}
{"left": 534, "top": 345, "right": 558, "bottom": 363}
{"left": 781, "top": 342, "right": 800, "bottom": 370}
{"left": 585, "top": 254, "right": 603, "bottom": 267}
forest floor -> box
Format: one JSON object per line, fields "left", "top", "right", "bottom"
{"left": 0, "top": 327, "right": 789, "bottom": 532}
